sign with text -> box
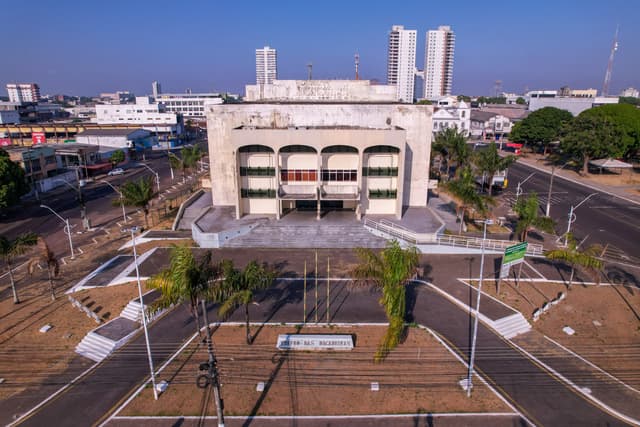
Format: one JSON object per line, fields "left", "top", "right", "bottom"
{"left": 32, "top": 132, "right": 46, "bottom": 144}
{"left": 276, "top": 334, "right": 354, "bottom": 351}
{"left": 0, "top": 138, "right": 10, "bottom": 146}
{"left": 502, "top": 242, "right": 528, "bottom": 268}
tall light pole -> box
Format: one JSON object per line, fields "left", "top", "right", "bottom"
{"left": 53, "top": 178, "right": 89, "bottom": 230}
{"left": 466, "top": 218, "right": 493, "bottom": 397}
{"left": 99, "top": 180, "right": 127, "bottom": 224}
{"left": 564, "top": 193, "right": 597, "bottom": 247}
{"left": 138, "top": 163, "right": 161, "bottom": 193}
{"left": 545, "top": 161, "right": 570, "bottom": 217}
{"left": 40, "top": 204, "right": 74, "bottom": 259}
{"left": 514, "top": 172, "right": 536, "bottom": 206}
{"left": 128, "top": 226, "right": 158, "bottom": 400}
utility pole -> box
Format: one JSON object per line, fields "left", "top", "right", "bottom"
{"left": 602, "top": 25, "right": 619, "bottom": 96}
{"left": 200, "top": 299, "right": 225, "bottom": 427}
{"left": 307, "top": 63, "right": 313, "bottom": 80}
{"left": 354, "top": 53, "right": 360, "bottom": 80}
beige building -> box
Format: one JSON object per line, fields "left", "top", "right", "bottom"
{"left": 206, "top": 102, "right": 433, "bottom": 220}
{"left": 245, "top": 80, "right": 397, "bottom": 103}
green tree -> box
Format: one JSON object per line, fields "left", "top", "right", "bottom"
{"left": 560, "top": 115, "right": 624, "bottom": 174}
{"left": 216, "top": 260, "right": 274, "bottom": 344}
{"left": 0, "top": 233, "right": 38, "bottom": 303}
{"left": 457, "top": 95, "right": 471, "bottom": 103}
{"left": 473, "top": 142, "right": 518, "bottom": 196}
{"left": 513, "top": 192, "right": 555, "bottom": 241}
{"left": 515, "top": 97, "right": 526, "bottom": 105}
{"left": 446, "top": 166, "right": 493, "bottom": 233}
{"left": 0, "top": 149, "right": 29, "bottom": 212}
{"left": 110, "top": 150, "right": 125, "bottom": 166}
{"left": 618, "top": 96, "right": 640, "bottom": 107}
{"left": 30, "top": 237, "right": 60, "bottom": 301}
{"left": 169, "top": 146, "right": 203, "bottom": 183}
{"left": 432, "top": 127, "right": 469, "bottom": 179}
{"left": 577, "top": 104, "right": 640, "bottom": 159}
{"left": 148, "top": 246, "right": 216, "bottom": 338}
{"left": 120, "top": 177, "right": 155, "bottom": 228}
{"left": 352, "top": 241, "right": 419, "bottom": 362}
{"left": 510, "top": 107, "right": 573, "bottom": 155}
{"left": 545, "top": 233, "right": 603, "bottom": 288}
{"left": 416, "top": 99, "right": 432, "bottom": 105}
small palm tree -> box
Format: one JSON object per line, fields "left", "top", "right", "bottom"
{"left": 446, "top": 166, "right": 493, "bottom": 233}
{"left": 545, "top": 233, "right": 603, "bottom": 288}
{"left": 514, "top": 192, "right": 555, "bottom": 241}
{"left": 0, "top": 233, "right": 38, "bottom": 303}
{"left": 148, "top": 246, "right": 216, "bottom": 338}
{"left": 474, "top": 142, "right": 517, "bottom": 195}
{"left": 432, "top": 128, "right": 469, "bottom": 179}
{"left": 352, "top": 240, "right": 419, "bottom": 362}
{"left": 216, "top": 260, "right": 274, "bottom": 344}
{"left": 120, "top": 177, "right": 155, "bottom": 228}
{"left": 29, "top": 237, "right": 59, "bottom": 300}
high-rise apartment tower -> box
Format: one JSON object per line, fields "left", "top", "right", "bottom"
{"left": 152, "top": 81, "right": 162, "bottom": 99}
{"left": 423, "top": 26, "right": 455, "bottom": 99}
{"left": 6, "top": 83, "right": 41, "bottom": 103}
{"left": 387, "top": 25, "right": 417, "bottom": 103}
{"left": 256, "top": 46, "right": 277, "bottom": 85}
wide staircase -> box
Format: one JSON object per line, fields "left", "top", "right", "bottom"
{"left": 492, "top": 313, "right": 532, "bottom": 339}
{"left": 120, "top": 290, "right": 161, "bottom": 322}
{"left": 223, "top": 222, "right": 388, "bottom": 248}
{"left": 75, "top": 331, "right": 120, "bottom": 363}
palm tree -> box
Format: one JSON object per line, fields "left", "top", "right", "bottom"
{"left": 0, "top": 233, "right": 38, "bottom": 303}
{"left": 120, "top": 177, "right": 155, "bottom": 228}
{"left": 474, "top": 142, "right": 517, "bottom": 195}
{"left": 352, "top": 240, "right": 419, "bottom": 362}
{"left": 514, "top": 192, "right": 555, "bottom": 241}
{"left": 446, "top": 166, "right": 493, "bottom": 233}
{"left": 147, "top": 246, "right": 216, "bottom": 338}
{"left": 545, "top": 233, "right": 603, "bottom": 288}
{"left": 216, "top": 259, "right": 274, "bottom": 344}
{"left": 432, "top": 128, "right": 469, "bottom": 179}
{"left": 29, "top": 237, "right": 59, "bottom": 301}
{"left": 182, "top": 146, "right": 203, "bottom": 174}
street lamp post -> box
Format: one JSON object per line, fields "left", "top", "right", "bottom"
{"left": 99, "top": 180, "right": 127, "bottom": 224}
{"left": 564, "top": 193, "right": 597, "bottom": 247}
{"left": 138, "top": 163, "right": 161, "bottom": 193}
{"left": 128, "top": 226, "right": 158, "bottom": 400}
{"left": 514, "top": 172, "right": 536, "bottom": 205}
{"left": 545, "top": 162, "right": 570, "bottom": 217}
{"left": 53, "top": 178, "right": 89, "bottom": 230}
{"left": 40, "top": 204, "right": 75, "bottom": 259}
{"left": 466, "top": 218, "right": 493, "bottom": 397}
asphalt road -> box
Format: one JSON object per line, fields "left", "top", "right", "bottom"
{"left": 14, "top": 274, "right": 627, "bottom": 426}
{"left": 505, "top": 162, "right": 640, "bottom": 261}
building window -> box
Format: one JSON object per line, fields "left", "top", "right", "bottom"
{"left": 320, "top": 169, "right": 357, "bottom": 182}
{"left": 280, "top": 169, "right": 317, "bottom": 182}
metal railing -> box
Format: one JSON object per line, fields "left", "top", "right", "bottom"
{"left": 364, "top": 218, "right": 544, "bottom": 256}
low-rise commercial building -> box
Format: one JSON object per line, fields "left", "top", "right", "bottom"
{"left": 432, "top": 100, "right": 470, "bottom": 136}
{"left": 76, "top": 128, "right": 151, "bottom": 151}
{"left": 6, "top": 145, "right": 58, "bottom": 181}
{"left": 470, "top": 111, "right": 512, "bottom": 139}
{"left": 0, "top": 110, "right": 20, "bottom": 124}
{"left": 154, "top": 93, "right": 223, "bottom": 118}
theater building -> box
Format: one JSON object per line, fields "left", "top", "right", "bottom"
{"left": 206, "top": 101, "right": 432, "bottom": 221}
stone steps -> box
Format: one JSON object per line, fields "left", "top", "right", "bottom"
{"left": 493, "top": 313, "right": 531, "bottom": 339}
{"left": 223, "top": 224, "right": 388, "bottom": 248}
{"left": 120, "top": 290, "right": 163, "bottom": 323}
{"left": 75, "top": 331, "right": 117, "bottom": 362}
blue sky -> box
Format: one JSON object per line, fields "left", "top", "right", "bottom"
{"left": 2, "top": 0, "right": 638, "bottom": 97}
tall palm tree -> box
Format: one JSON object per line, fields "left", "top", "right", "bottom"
{"left": 0, "top": 233, "right": 38, "bottom": 303}
{"left": 473, "top": 142, "right": 517, "bottom": 195}
{"left": 120, "top": 177, "right": 155, "bottom": 228}
{"left": 432, "top": 128, "right": 469, "bottom": 179}
{"left": 352, "top": 240, "right": 419, "bottom": 362}
{"left": 514, "top": 192, "right": 555, "bottom": 241}
{"left": 148, "top": 246, "right": 216, "bottom": 338}
{"left": 216, "top": 259, "right": 274, "bottom": 344}
{"left": 29, "top": 237, "right": 59, "bottom": 301}
{"left": 446, "top": 166, "right": 493, "bottom": 233}
{"left": 182, "top": 146, "right": 203, "bottom": 174}
{"left": 545, "top": 233, "right": 603, "bottom": 288}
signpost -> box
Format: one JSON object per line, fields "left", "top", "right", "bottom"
{"left": 32, "top": 132, "right": 46, "bottom": 144}
{"left": 499, "top": 242, "right": 528, "bottom": 281}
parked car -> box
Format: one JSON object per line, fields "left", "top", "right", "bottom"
{"left": 108, "top": 168, "right": 125, "bottom": 176}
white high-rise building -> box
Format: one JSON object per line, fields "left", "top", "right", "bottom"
{"left": 256, "top": 46, "right": 277, "bottom": 85}
{"left": 387, "top": 25, "right": 417, "bottom": 103}
{"left": 424, "top": 26, "right": 455, "bottom": 99}
{"left": 152, "top": 81, "right": 162, "bottom": 99}
{"left": 6, "top": 83, "right": 41, "bottom": 103}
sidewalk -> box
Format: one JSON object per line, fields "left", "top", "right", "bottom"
{"left": 511, "top": 152, "right": 640, "bottom": 205}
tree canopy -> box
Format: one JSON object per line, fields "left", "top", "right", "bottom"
{"left": 473, "top": 142, "right": 517, "bottom": 195}
{"left": 120, "top": 177, "right": 155, "bottom": 227}
{"left": 0, "top": 149, "right": 29, "bottom": 211}
{"left": 576, "top": 104, "right": 640, "bottom": 159}
{"left": 510, "top": 107, "right": 573, "bottom": 154}
{"left": 110, "top": 150, "right": 125, "bottom": 165}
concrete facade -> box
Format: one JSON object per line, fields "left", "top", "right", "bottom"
{"left": 206, "top": 103, "right": 433, "bottom": 220}
{"left": 387, "top": 25, "right": 417, "bottom": 103}
{"left": 245, "top": 80, "right": 397, "bottom": 103}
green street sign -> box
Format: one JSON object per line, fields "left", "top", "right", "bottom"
{"left": 503, "top": 242, "right": 528, "bottom": 266}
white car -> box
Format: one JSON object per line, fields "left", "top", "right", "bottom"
{"left": 108, "top": 168, "right": 125, "bottom": 176}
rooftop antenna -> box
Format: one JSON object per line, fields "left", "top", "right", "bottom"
{"left": 354, "top": 53, "right": 360, "bottom": 80}
{"left": 307, "top": 63, "right": 313, "bottom": 80}
{"left": 602, "top": 25, "right": 619, "bottom": 96}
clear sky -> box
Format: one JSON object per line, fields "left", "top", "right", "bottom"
{"left": 2, "top": 0, "right": 638, "bottom": 97}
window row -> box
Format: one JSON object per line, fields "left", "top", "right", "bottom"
{"left": 279, "top": 169, "right": 358, "bottom": 182}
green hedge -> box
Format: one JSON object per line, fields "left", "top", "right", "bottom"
{"left": 240, "top": 188, "right": 276, "bottom": 198}
{"left": 239, "top": 166, "right": 275, "bottom": 176}
{"left": 362, "top": 167, "right": 398, "bottom": 177}
{"left": 368, "top": 189, "right": 397, "bottom": 199}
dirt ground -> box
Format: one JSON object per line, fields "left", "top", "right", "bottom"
{"left": 121, "top": 325, "right": 511, "bottom": 417}
{"left": 0, "top": 218, "right": 171, "bottom": 401}
{"left": 476, "top": 277, "right": 640, "bottom": 389}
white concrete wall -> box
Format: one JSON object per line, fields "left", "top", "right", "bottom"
{"left": 242, "top": 198, "right": 277, "bottom": 214}
{"left": 280, "top": 153, "right": 316, "bottom": 169}
{"left": 324, "top": 154, "right": 358, "bottom": 169}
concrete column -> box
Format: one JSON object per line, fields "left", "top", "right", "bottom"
{"left": 275, "top": 149, "right": 281, "bottom": 220}
{"left": 316, "top": 150, "right": 321, "bottom": 220}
